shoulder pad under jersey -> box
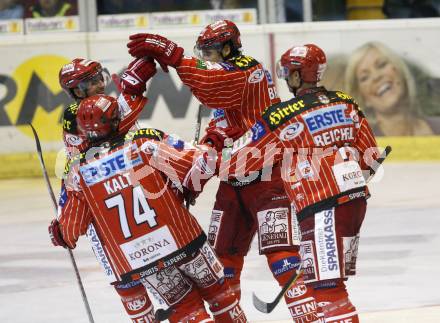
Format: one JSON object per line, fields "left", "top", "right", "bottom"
{"left": 262, "top": 92, "right": 330, "bottom": 131}
{"left": 62, "top": 103, "right": 79, "bottom": 134}
{"left": 228, "top": 55, "right": 260, "bottom": 71}
{"left": 196, "top": 59, "right": 237, "bottom": 71}
{"left": 328, "top": 91, "right": 359, "bottom": 106}
{"left": 116, "top": 128, "right": 164, "bottom": 148}
{"left": 64, "top": 152, "right": 86, "bottom": 177}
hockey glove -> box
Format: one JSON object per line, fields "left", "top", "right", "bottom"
{"left": 200, "top": 126, "right": 245, "bottom": 151}
{"left": 120, "top": 57, "right": 157, "bottom": 95}
{"left": 48, "top": 219, "right": 68, "bottom": 248}
{"left": 182, "top": 187, "right": 199, "bottom": 206}
{"left": 127, "top": 33, "right": 184, "bottom": 71}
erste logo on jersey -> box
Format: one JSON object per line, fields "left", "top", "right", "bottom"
{"left": 303, "top": 104, "right": 352, "bottom": 134}
{"left": 80, "top": 144, "right": 143, "bottom": 186}
{"left": 302, "top": 104, "right": 354, "bottom": 146}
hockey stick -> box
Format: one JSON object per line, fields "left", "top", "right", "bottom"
{"left": 252, "top": 145, "right": 392, "bottom": 314}
{"left": 253, "top": 263, "right": 303, "bottom": 314}
{"left": 365, "top": 145, "right": 392, "bottom": 182}
{"left": 28, "top": 124, "right": 95, "bottom": 323}
{"left": 184, "top": 103, "right": 203, "bottom": 209}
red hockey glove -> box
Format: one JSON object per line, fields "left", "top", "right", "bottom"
{"left": 127, "top": 33, "right": 184, "bottom": 71}
{"left": 48, "top": 219, "right": 68, "bottom": 248}
{"left": 120, "top": 57, "right": 157, "bottom": 95}
{"left": 200, "top": 127, "right": 245, "bottom": 151}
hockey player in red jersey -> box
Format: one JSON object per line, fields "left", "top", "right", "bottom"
{"left": 225, "top": 44, "right": 381, "bottom": 322}
{"left": 59, "top": 57, "right": 156, "bottom": 157}
{"left": 49, "top": 94, "right": 248, "bottom": 323}
{"left": 126, "top": 20, "right": 321, "bottom": 322}
{"left": 56, "top": 57, "right": 159, "bottom": 322}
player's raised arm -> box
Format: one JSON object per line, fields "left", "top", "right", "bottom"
{"left": 139, "top": 127, "right": 242, "bottom": 193}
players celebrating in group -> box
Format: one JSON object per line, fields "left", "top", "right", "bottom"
{"left": 49, "top": 19, "right": 383, "bottom": 323}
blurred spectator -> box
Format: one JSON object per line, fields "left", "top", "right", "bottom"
{"left": 285, "top": 0, "right": 303, "bottom": 22}
{"left": 97, "top": 0, "right": 212, "bottom": 14}
{"left": 313, "top": 0, "right": 346, "bottom": 20}
{"left": 25, "top": 0, "right": 77, "bottom": 18}
{"left": 221, "top": 0, "right": 257, "bottom": 9}
{"left": 97, "top": 0, "right": 153, "bottom": 14}
{"left": 345, "top": 41, "right": 440, "bottom": 136}
{"left": 346, "top": 0, "right": 386, "bottom": 20}
{"left": 0, "top": 0, "right": 24, "bottom": 20}
{"left": 383, "top": 0, "right": 439, "bottom": 18}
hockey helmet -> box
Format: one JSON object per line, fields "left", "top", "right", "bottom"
{"left": 76, "top": 94, "right": 120, "bottom": 143}
{"left": 59, "top": 58, "right": 104, "bottom": 99}
{"left": 196, "top": 19, "right": 242, "bottom": 52}
{"left": 276, "top": 44, "right": 327, "bottom": 83}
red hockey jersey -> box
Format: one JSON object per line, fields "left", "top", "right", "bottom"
{"left": 58, "top": 128, "right": 216, "bottom": 282}
{"left": 176, "top": 55, "right": 280, "bottom": 130}
{"left": 226, "top": 87, "right": 380, "bottom": 218}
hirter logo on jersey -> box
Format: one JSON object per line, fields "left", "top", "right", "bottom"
{"left": 80, "top": 144, "right": 143, "bottom": 186}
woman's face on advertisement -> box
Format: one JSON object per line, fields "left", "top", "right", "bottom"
{"left": 356, "top": 47, "right": 405, "bottom": 114}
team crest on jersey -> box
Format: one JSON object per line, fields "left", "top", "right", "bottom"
{"left": 279, "top": 122, "right": 304, "bottom": 141}
{"left": 248, "top": 68, "right": 265, "bottom": 83}
{"left": 65, "top": 133, "right": 83, "bottom": 146}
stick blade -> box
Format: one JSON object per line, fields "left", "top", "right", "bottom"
{"left": 252, "top": 292, "right": 275, "bottom": 313}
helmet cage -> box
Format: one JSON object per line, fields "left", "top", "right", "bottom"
{"left": 195, "top": 20, "right": 242, "bottom": 56}
{"left": 76, "top": 72, "right": 105, "bottom": 93}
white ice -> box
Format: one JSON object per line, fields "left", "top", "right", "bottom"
{"left": 0, "top": 163, "right": 439, "bottom": 322}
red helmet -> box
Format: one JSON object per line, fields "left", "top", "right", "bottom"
{"left": 59, "top": 58, "right": 103, "bottom": 98}
{"left": 196, "top": 19, "right": 242, "bottom": 51}
{"left": 276, "top": 44, "right": 327, "bottom": 83}
{"left": 76, "top": 94, "right": 120, "bottom": 143}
